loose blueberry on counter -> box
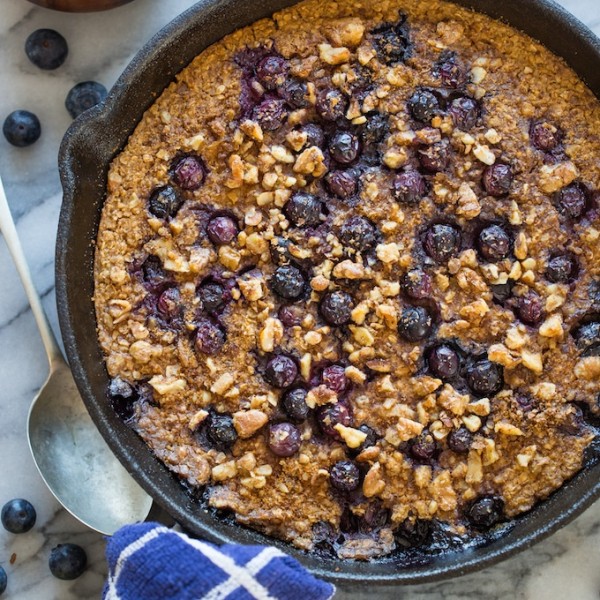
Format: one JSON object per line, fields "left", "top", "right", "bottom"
{"left": 207, "top": 215, "right": 239, "bottom": 245}
{"left": 395, "top": 517, "right": 431, "bottom": 547}
{"left": 529, "top": 120, "right": 561, "bottom": 152}
{"left": 338, "top": 216, "right": 377, "bottom": 252}
{"left": 316, "top": 89, "right": 348, "bottom": 122}
{"left": 371, "top": 17, "right": 411, "bottom": 65}
{"left": 148, "top": 185, "right": 183, "bottom": 220}
{"left": 319, "top": 291, "right": 354, "bottom": 326}
{"left": 195, "top": 319, "right": 226, "bottom": 355}
{"left": 157, "top": 287, "right": 182, "bottom": 320}
{"left": 198, "top": 281, "right": 225, "bottom": 313}
{"left": 418, "top": 139, "right": 450, "bottom": 172}
{"left": 0, "top": 566, "right": 6, "bottom": 595}
{"left": 253, "top": 97, "right": 288, "bottom": 131}
{"left": 25, "top": 29, "right": 68, "bottom": 70}
{"left": 3, "top": 110, "right": 41, "bottom": 147}
{"left": 546, "top": 254, "right": 576, "bottom": 283}
{"left": 326, "top": 170, "right": 358, "bottom": 199}
{"left": 482, "top": 163, "right": 513, "bottom": 197}
{"left": 171, "top": 155, "right": 207, "bottom": 190}
{"left": 280, "top": 79, "right": 310, "bottom": 109}
{"left": 477, "top": 224, "right": 511, "bottom": 262}
{"left": 466, "top": 495, "right": 505, "bottom": 529}
{"left": 207, "top": 413, "right": 238, "bottom": 449}
{"left": 408, "top": 89, "right": 440, "bottom": 123}
{"left": 278, "top": 304, "right": 304, "bottom": 328}
{"left": 555, "top": 183, "right": 588, "bottom": 219}
{"left": 409, "top": 432, "right": 438, "bottom": 462}
{"left": 448, "top": 96, "right": 479, "bottom": 130}
{"left": 515, "top": 291, "right": 543, "bottom": 326}
{"left": 65, "top": 81, "right": 107, "bottom": 119}
{"left": 1, "top": 499, "right": 36, "bottom": 534}
{"left": 265, "top": 355, "right": 298, "bottom": 388}
{"left": 49, "top": 544, "right": 87, "bottom": 580}
{"left": 107, "top": 376, "right": 138, "bottom": 421}
{"left": 329, "top": 460, "right": 361, "bottom": 492}
{"left": 447, "top": 427, "right": 473, "bottom": 453}
{"left": 393, "top": 169, "right": 427, "bottom": 204}
{"left": 428, "top": 344, "right": 459, "bottom": 379}
{"left": 423, "top": 224, "right": 461, "bottom": 263}
{"left": 398, "top": 306, "right": 433, "bottom": 342}
{"left": 282, "top": 388, "right": 310, "bottom": 422}
{"left": 322, "top": 364, "right": 348, "bottom": 393}
{"left": 402, "top": 268, "right": 433, "bottom": 300}
{"left": 317, "top": 402, "right": 352, "bottom": 438}
{"left": 573, "top": 321, "right": 600, "bottom": 357}
{"left": 328, "top": 130, "right": 361, "bottom": 164}
{"left": 434, "top": 51, "right": 465, "bottom": 88}
{"left": 270, "top": 265, "right": 306, "bottom": 300}
{"left": 283, "top": 192, "right": 323, "bottom": 228}
{"left": 466, "top": 359, "right": 504, "bottom": 397}
{"left": 268, "top": 422, "right": 301, "bottom": 457}
{"left": 256, "top": 55, "right": 289, "bottom": 90}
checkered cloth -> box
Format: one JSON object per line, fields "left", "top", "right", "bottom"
{"left": 103, "top": 522, "right": 335, "bottom": 600}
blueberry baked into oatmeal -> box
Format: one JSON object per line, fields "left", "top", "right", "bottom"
{"left": 95, "top": 0, "right": 600, "bottom": 560}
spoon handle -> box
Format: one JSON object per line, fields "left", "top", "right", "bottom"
{"left": 0, "top": 175, "right": 63, "bottom": 367}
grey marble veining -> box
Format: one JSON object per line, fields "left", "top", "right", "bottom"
{"left": 0, "top": 0, "right": 599, "bottom": 598}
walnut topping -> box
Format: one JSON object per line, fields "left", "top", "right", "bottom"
{"left": 505, "top": 327, "right": 528, "bottom": 350}
{"left": 539, "top": 314, "right": 563, "bottom": 338}
{"left": 238, "top": 272, "right": 264, "bottom": 301}
{"left": 319, "top": 43, "right": 352, "bottom": 65}
{"left": 462, "top": 414, "right": 482, "bottom": 432}
{"left": 574, "top": 356, "right": 600, "bottom": 381}
{"left": 481, "top": 438, "right": 500, "bottom": 465}
{"left": 473, "top": 144, "right": 496, "bottom": 165}
{"left": 488, "top": 343, "right": 521, "bottom": 369}
{"left": 436, "top": 20, "right": 464, "bottom": 44}
{"left": 455, "top": 182, "right": 481, "bottom": 218}
{"left": 345, "top": 365, "right": 367, "bottom": 384}
{"left": 437, "top": 384, "right": 469, "bottom": 416}
{"left": 293, "top": 146, "right": 328, "bottom": 177}
{"left": 363, "top": 462, "right": 385, "bottom": 498}
{"left": 521, "top": 349, "right": 543, "bottom": 374}
{"left": 259, "top": 317, "right": 284, "bottom": 352}
{"left": 189, "top": 409, "right": 209, "bottom": 431}
{"left": 212, "top": 460, "right": 238, "bottom": 482}
{"left": 333, "top": 259, "right": 366, "bottom": 279}
{"left": 233, "top": 409, "right": 268, "bottom": 438}
{"left": 376, "top": 242, "right": 401, "bottom": 264}
{"left": 517, "top": 445, "right": 538, "bottom": 468}
{"left": 466, "top": 450, "right": 483, "bottom": 483}
{"left": 459, "top": 298, "right": 489, "bottom": 323}
{"left": 495, "top": 421, "right": 524, "bottom": 436}
{"left": 396, "top": 417, "right": 425, "bottom": 442}
{"left": 429, "top": 471, "right": 457, "bottom": 511}
{"left": 240, "top": 119, "right": 264, "bottom": 142}
{"left": 530, "top": 382, "right": 556, "bottom": 400}
{"left": 467, "top": 397, "right": 491, "bottom": 416}
{"left": 305, "top": 385, "right": 337, "bottom": 408}
{"left": 211, "top": 373, "right": 234, "bottom": 395}
{"left": 334, "top": 424, "right": 368, "bottom": 448}
{"left": 538, "top": 161, "right": 578, "bottom": 193}
{"left": 325, "top": 18, "right": 365, "bottom": 47}
{"left": 130, "top": 340, "right": 157, "bottom": 364}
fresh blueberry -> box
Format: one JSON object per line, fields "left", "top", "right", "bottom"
{"left": 253, "top": 97, "right": 288, "bottom": 130}
{"left": 466, "top": 496, "right": 505, "bottom": 529}
{"left": 265, "top": 355, "right": 298, "bottom": 388}
{"left": 49, "top": 544, "right": 87, "bottom": 580}
{"left": 268, "top": 422, "right": 302, "bottom": 457}
{"left": 319, "top": 291, "right": 354, "bottom": 326}
{"left": 148, "top": 185, "right": 183, "bottom": 220}
{"left": 195, "top": 319, "right": 226, "bottom": 355}
{"left": 280, "top": 79, "right": 310, "bottom": 109}
{"left": 328, "top": 130, "right": 361, "bottom": 164}
{"left": 284, "top": 192, "right": 323, "bottom": 228}
{"left": 410, "top": 432, "right": 438, "bottom": 462}
{"left": 1, "top": 499, "right": 36, "bottom": 534}
{"left": 361, "top": 111, "right": 389, "bottom": 145}
{"left": 322, "top": 364, "right": 348, "bottom": 393}
{"left": 338, "top": 216, "right": 377, "bottom": 252}
{"left": 282, "top": 388, "right": 310, "bottom": 422}
{"left": 270, "top": 265, "right": 306, "bottom": 300}
{"left": 329, "top": 460, "right": 361, "bottom": 492}
{"left": 529, "top": 121, "right": 561, "bottom": 152}
{"left": 0, "top": 565, "right": 5, "bottom": 595}
{"left": 395, "top": 517, "right": 431, "bottom": 547}
{"left": 408, "top": 89, "right": 440, "bottom": 122}
{"left": 316, "top": 89, "right": 348, "bottom": 122}
{"left": 317, "top": 402, "right": 352, "bottom": 438}
{"left": 371, "top": 18, "right": 411, "bottom": 65}
{"left": 207, "top": 413, "right": 237, "bottom": 449}
{"left": 256, "top": 55, "right": 288, "bottom": 90}
{"left": 477, "top": 225, "right": 511, "bottom": 262}
{"left": 171, "top": 155, "right": 207, "bottom": 190}
{"left": 555, "top": 183, "right": 588, "bottom": 219}
{"left": 428, "top": 344, "right": 459, "bottom": 379}
{"left": 278, "top": 304, "right": 304, "bottom": 328}
{"left": 515, "top": 291, "right": 543, "bottom": 326}
{"left": 198, "top": 281, "right": 225, "bottom": 313}
{"left": 3, "top": 110, "right": 41, "bottom": 147}
{"left": 25, "top": 29, "right": 68, "bottom": 70}
{"left": 65, "top": 81, "right": 107, "bottom": 119}
{"left": 423, "top": 224, "right": 461, "bottom": 262}
{"left": 466, "top": 359, "right": 504, "bottom": 396}
{"left": 157, "top": 287, "right": 182, "bottom": 320}
{"left": 207, "top": 215, "right": 238, "bottom": 245}
{"left": 546, "top": 254, "right": 576, "bottom": 283}
{"left": 573, "top": 321, "right": 600, "bottom": 357}
{"left": 448, "top": 96, "right": 479, "bottom": 130}
{"left": 398, "top": 306, "right": 433, "bottom": 342}
{"left": 418, "top": 139, "right": 450, "bottom": 172}
{"left": 326, "top": 170, "right": 359, "bottom": 199}
{"left": 393, "top": 169, "right": 427, "bottom": 204}
{"left": 301, "top": 123, "right": 325, "bottom": 148}
{"left": 447, "top": 427, "right": 473, "bottom": 453}
{"left": 482, "top": 163, "right": 513, "bottom": 197}
{"left": 435, "top": 51, "right": 465, "bottom": 88}
{"left": 402, "top": 268, "right": 432, "bottom": 300}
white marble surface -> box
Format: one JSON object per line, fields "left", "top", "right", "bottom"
{"left": 0, "top": 0, "right": 599, "bottom": 597}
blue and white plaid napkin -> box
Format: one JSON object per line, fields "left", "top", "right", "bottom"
{"left": 103, "top": 522, "right": 335, "bottom": 600}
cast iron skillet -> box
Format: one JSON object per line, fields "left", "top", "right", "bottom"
{"left": 57, "top": 0, "right": 600, "bottom": 585}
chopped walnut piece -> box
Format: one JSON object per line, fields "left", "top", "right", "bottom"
{"left": 466, "top": 450, "right": 483, "bottom": 484}
{"left": 414, "top": 465, "right": 432, "bottom": 488}
{"left": 305, "top": 385, "right": 337, "bottom": 409}
{"left": 237, "top": 452, "right": 257, "bottom": 472}
{"left": 530, "top": 382, "right": 556, "bottom": 400}
{"left": 505, "top": 327, "right": 528, "bottom": 350}
{"left": 517, "top": 445, "right": 538, "bottom": 468}
{"left": 455, "top": 183, "right": 481, "bottom": 219}
{"left": 286, "top": 129, "right": 308, "bottom": 152}
{"left": 429, "top": 471, "right": 457, "bottom": 511}
{"left": 437, "top": 384, "right": 470, "bottom": 416}
{"left": 396, "top": 417, "right": 425, "bottom": 442}
{"left": 319, "top": 43, "right": 351, "bottom": 65}
{"left": 293, "top": 146, "right": 328, "bottom": 177}
{"left": 211, "top": 373, "right": 234, "bottom": 395}
{"left": 259, "top": 317, "right": 284, "bottom": 353}
{"left": 334, "top": 424, "right": 368, "bottom": 448}
{"left": 574, "top": 356, "right": 600, "bottom": 381}
{"left": 481, "top": 438, "right": 500, "bottom": 465}
{"left": 521, "top": 349, "right": 543, "bottom": 374}
{"left": 333, "top": 260, "right": 366, "bottom": 279}
{"left": 240, "top": 119, "right": 264, "bottom": 142}
{"left": 238, "top": 273, "right": 264, "bottom": 301}
{"left": 488, "top": 343, "right": 521, "bottom": 369}
{"left": 495, "top": 421, "right": 524, "bottom": 436}
{"left": 130, "top": 340, "right": 156, "bottom": 364}
{"left": 538, "top": 161, "right": 578, "bottom": 193}
{"left": 473, "top": 144, "right": 496, "bottom": 165}
{"left": 212, "top": 460, "right": 238, "bottom": 482}
{"left": 462, "top": 414, "right": 482, "bottom": 432}
{"left": 325, "top": 18, "right": 365, "bottom": 47}
{"left": 345, "top": 365, "right": 367, "bottom": 384}
{"left": 436, "top": 20, "right": 464, "bottom": 44}
{"left": 376, "top": 243, "right": 400, "bottom": 264}
{"left": 467, "top": 398, "right": 491, "bottom": 416}
{"left": 363, "top": 462, "right": 385, "bottom": 498}
{"left": 189, "top": 409, "right": 209, "bottom": 431}
{"left": 233, "top": 409, "right": 268, "bottom": 438}
{"left": 539, "top": 314, "right": 563, "bottom": 338}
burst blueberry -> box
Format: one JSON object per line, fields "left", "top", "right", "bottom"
{"left": 1, "top": 499, "right": 36, "bottom": 534}
{"left": 3, "top": 110, "right": 41, "bottom": 147}
{"left": 207, "top": 215, "right": 238, "bottom": 245}
{"left": 448, "top": 96, "right": 479, "bottom": 130}
{"left": 319, "top": 291, "right": 354, "bottom": 326}
{"left": 171, "top": 155, "right": 207, "bottom": 190}
{"left": 530, "top": 120, "right": 561, "bottom": 152}
{"left": 482, "top": 163, "right": 513, "bottom": 197}
{"left": 428, "top": 344, "right": 459, "bottom": 379}
{"left": 157, "top": 287, "right": 181, "bottom": 320}
{"left": 574, "top": 321, "right": 600, "bottom": 356}
{"left": 25, "top": 29, "right": 68, "bottom": 70}
{"left": 408, "top": 89, "right": 440, "bottom": 122}
{"left": 317, "top": 402, "right": 352, "bottom": 438}
{"left": 328, "top": 130, "right": 361, "bottom": 164}
{"left": 555, "top": 183, "right": 588, "bottom": 219}
{"left": 329, "top": 461, "right": 361, "bottom": 492}
{"left": 284, "top": 192, "right": 323, "bottom": 228}
{"left": 65, "top": 81, "right": 107, "bottom": 118}
{"left": 477, "top": 224, "right": 511, "bottom": 262}
{"left": 280, "top": 79, "right": 310, "bottom": 108}
{"left": 435, "top": 51, "right": 465, "bottom": 88}
{"left": 398, "top": 306, "right": 433, "bottom": 342}
{"left": 393, "top": 169, "right": 427, "bottom": 204}
{"left": 270, "top": 265, "right": 306, "bottom": 300}
{"left": 148, "top": 185, "right": 183, "bottom": 220}
{"left": 207, "top": 414, "right": 237, "bottom": 449}
{"left": 195, "top": 319, "right": 226, "bottom": 355}
{"left": 49, "top": 544, "right": 87, "bottom": 580}
{"left": 316, "top": 89, "right": 348, "bottom": 122}
{"left": 265, "top": 355, "right": 298, "bottom": 388}
{"left": 402, "top": 268, "right": 432, "bottom": 300}
{"left": 466, "top": 496, "right": 505, "bottom": 529}
{"left": 198, "top": 281, "right": 225, "bottom": 313}
{"left": 361, "top": 111, "right": 389, "bottom": 145}
{"left": 410, "top": 432, "right": 438, "bottom": 462}
{"left": 546, "top": 254, "right": 576, "bottom": 283}
{"left": 395, "top": 517, "right": 431, "bottom": 547}
{"left": 268, "top": 422, "right": 301, "bottom": 457}
{"left": 301, "top": 123, "right": 325, "bottom": 148}
{"left": 423, "top": 224, "right": 461, "bottom": 262}
{"left": 278, "top": 304, "right": 304, "bottom": 327}
{"left": 282, "top": 388, "right": 310, "bottom": 422}
{"left": 255, "top": 55, "right": 288, "bottom": 90}
{"left": 418, "top": 139, "right": 450, "bottom": 172}
{"left": 253, "top": 97, "right": 287, "bottom": 130}
{"left": 338, "top": 216, "right": 377, "bottom": 252}
{"left": 515, "top": 291, "right": 543, "bottom": 326}
{"left": 371, "top": 18, "right": 411, "bottom": 65}
{"left": 326, "top": 170, "right": 358, "bottom": 199}
{"left": 322, "top": 364, "right": 348, "bottom": 393}
{"left": 466, "top": 359, "right": 504, "bottom": 396}
{"left": 447, "top": 427, "right": 473, "bottom": 453}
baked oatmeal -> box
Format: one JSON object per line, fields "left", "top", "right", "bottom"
{"left": 94, "top": 0, "right": 600, "bottom": 560}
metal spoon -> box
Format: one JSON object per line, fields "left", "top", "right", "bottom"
{"left": 0, "top": 175, "right": 153, "bottom": 535}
